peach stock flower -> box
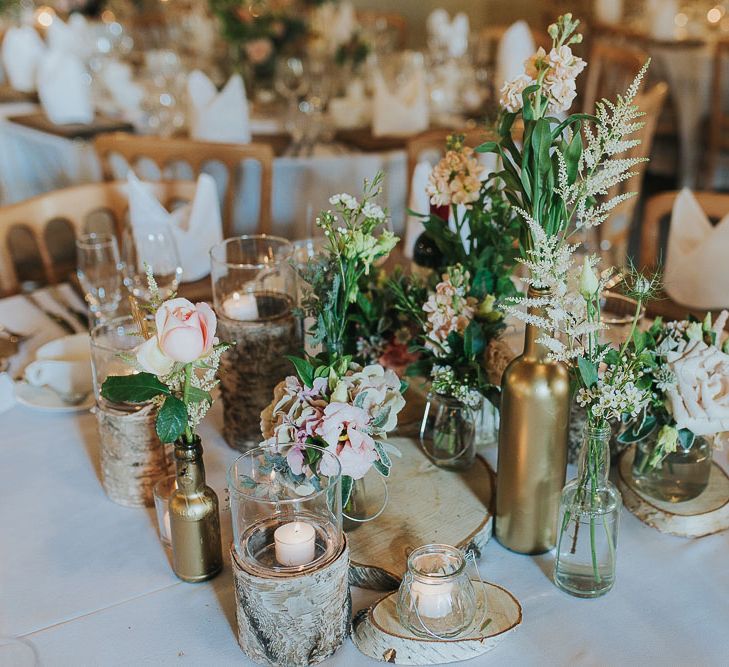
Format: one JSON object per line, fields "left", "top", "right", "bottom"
{"left": 423, "top": 269, "right": 477, "bottom": 356}
{"left": 426, "top": 145, "right": 484, "bottom": 207}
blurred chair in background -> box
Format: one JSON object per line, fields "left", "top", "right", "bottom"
{"left": 705, "top": 39, "right": 729, "bottom": 190}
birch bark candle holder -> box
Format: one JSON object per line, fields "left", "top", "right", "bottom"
{"left": 91, "top": 316, "right": 172, "bottom": 507}
{"left": 211, "top": 236, "right": 300, "bottom": 451}
{"left": 228, "top": 445, "right": 350, "bottom": 666}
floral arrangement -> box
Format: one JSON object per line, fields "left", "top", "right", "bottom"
{"left": 261, "top": 174, "right": 404, "bottom": 506}
{"left": 619, "top": 311, "right": 729, "bottom": 471}
{"left": 389, "top": 134, "right": 521, "bottom": 407}
{"left": 478, "top": 13, "right": 649, "bottom": 252}
{"left": 101, "top": 274, "right": 229, "bottom": 444}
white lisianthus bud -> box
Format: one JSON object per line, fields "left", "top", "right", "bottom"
{"left": 578, "top": 261, "right": 599, "bottom": 298}
{"left": 686, "top": 322, "right": 703, "bottom": 342}
{"left": 331, "top": 380, "right": 348, "bottom": 403}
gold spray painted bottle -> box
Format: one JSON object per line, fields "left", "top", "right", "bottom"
{"left": 495, "top": 287, "right": 570, "bottom": 554}
{"left": 169, "top": 438, "right": 223, "bottom": 582}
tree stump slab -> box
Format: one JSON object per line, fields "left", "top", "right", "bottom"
{"left": 617, "top": 446, "right": 729, "bottom": 538}
{"left": 352, "top": 581, "right": 522, "bottom": 665}
{"left": 348, "top": 437, "right": 494, "bottom": 591}
{"left": 231, "top": 538, "right": 351, "bottom": 666}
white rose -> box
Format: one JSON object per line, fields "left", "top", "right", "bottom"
{"left": 136, "top": 337, "right": 174, "bottom": 376}
{"left": 666, "top": 340, "right": 729, "bottom": 436}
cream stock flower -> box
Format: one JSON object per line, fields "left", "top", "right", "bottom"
{"left": 500, "top": 73, "right": 533, "bottom": 113}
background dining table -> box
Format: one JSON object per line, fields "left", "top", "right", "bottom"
{"left": 1, "top": 288, "right": 728, "bottom": 666}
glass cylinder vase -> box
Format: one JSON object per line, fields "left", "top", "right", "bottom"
{"left": 419, "top": 392, "right": 477, "bottom": 471}
{"left": 632, "top": 433, "right": 712, "bottom": 503}
{"left": 210, "top": 236, "right": 300, "bottom": 451}
{"left": 228, "top": 444, "right": 343, "bottom": 576}
{"left": 554, "top": 423, "right": 621, "bottom": 598}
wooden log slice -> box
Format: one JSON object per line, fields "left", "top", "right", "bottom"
{"left": 348, "top": 437, "right": 494, "bottom": 591}
{"left": 231, "top": 538, "right": 351, "bottom": 667}
{"left": 96, "top": 404, "right": 172, "bottom": 508}
{"left": 617, "top": 446, "right": 729, "bottom": 538}
{"left": 352, "top": 581, "right": 522, "bottom": 665}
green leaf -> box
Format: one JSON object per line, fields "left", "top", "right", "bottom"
{"left": 186, "top": 386, "right": 212, "bottom": 405}
{"left": 633, "top": 330, "right": 647, "bottom": 355}
{"left": 373, "top": 460, "right": 390, "bottom": 477}
{"left": 475, "top": 140, "right": 499, "bottom": 154}
{"left": 101, "top": 373, "right": 169, "bottom": 404}
{"left": 577, "top": 356, "right": 598, "bottom": 388}
{"left": 371, "top": 406, "right": 391, "bottom": 430}
{"left": 286, "top": 355, "right": 314, "bottom": 388}
{"left": 341, "top": 475, "right": 354, "bottom": 508}
{"left": 564, "top": 127, "right": 582, "bottom": 183}
{"left": 677, "top": 428, "right": 695, "bottom": 450}
{"left": 374, "top": 441, "right": 392, "bottom": 468}
{"left": 617, "top": 413, "right": 657, "bottom": 444}
{"left": 464, "top": 321, "right": 486, "bottom": 358}
{"left": 156, "top": 395, "right": 188, "bottom": 443}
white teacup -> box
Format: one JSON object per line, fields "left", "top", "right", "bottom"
{"left": 24, "top": 333, "right": 92, "bottom": 397}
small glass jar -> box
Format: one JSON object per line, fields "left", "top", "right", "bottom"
{"left": 342, "top": 470, "right": 389, "bottom": 529}
{"left": 420, "top": 392, "right": 477, "bottom": 470}
{"left": 474, "top": 398, "right": 499, "bottom": 449}
{"left": 396, "top": 544, "right": 479, "bottom": 639}
{"left": 228, "top": 444, "right": 343, "bottom": 575}
{"left": 554, "top": 424, "right": 621, "bottom": 598}
{"left": 153, "top": 474, "right": 177, "bottom": 548}
{"left": 632, "top": 434, "right": 712, "bottom": 503}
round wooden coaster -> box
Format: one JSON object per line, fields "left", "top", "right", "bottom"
{"left": 347, "top": 437, "right": 495, "bottom": 591}
{"left": 352, "top": 581, "right": 522, "bottom": 665}
{"left": 617, "top": 446, "right": 729, "bottom": 538}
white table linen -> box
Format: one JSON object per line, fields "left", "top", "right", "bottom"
{"left": 1, "top": 294, "right": 728, "bottom": 666}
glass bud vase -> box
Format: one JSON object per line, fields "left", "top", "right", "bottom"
{"left": 554, "top": 424, "right": 621, "bottom": 598}
{"left": 420, "top": 393, "right": 477, "bottom": 471}
{"left": 474, "top": 398, "right": 499, "bottom": 448}
{"left": 632, "top": 435, "right": 712, "bottom": 503}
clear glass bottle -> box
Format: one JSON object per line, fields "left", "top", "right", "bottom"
{"left": 396, "top": 544, "right": 478, "bottom": 639}
{"left": 632, "top": 434, "right": 712, "bottom": 503}
{"left": 554, "top": 423, "right": 621, "bottom": 598}
{"left": 420, "top": 393, "right": 477, "bottom": 470}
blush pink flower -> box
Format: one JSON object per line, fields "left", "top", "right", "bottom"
{"left": 155, "top": 298, "right": 217, "bottom": 364}
{"left": 422, "top": 269, "right": 477, "bottom": 356}
{"left": 315, "top": 402, "right": 377, "bottom": 479}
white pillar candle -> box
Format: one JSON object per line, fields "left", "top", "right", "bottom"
{"left": 411, "top": 579, "right": 454, "bottom": 619}
{"left": 162, "top": 509, "right": 171, "bottom": 543}
{"left": 274, "top": 521, "right": 316, "bottom": 566}
{"left": 222, "top": 292, "right": 259, "bottom": 321}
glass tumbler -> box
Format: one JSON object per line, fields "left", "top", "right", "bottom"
{"left": 76, "top": 232, "right": 123, "bottom": 317}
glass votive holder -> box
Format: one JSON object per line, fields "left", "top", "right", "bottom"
{"left": 210, "top": 236, "right": 301, "bottom": 451}
{"left": 396, "top": 544, "right": 480, "bottom": 639}
{"left": 228, "top": 444, "right": 343, "bottom": 576}
{"left": 153, "top": 474, "right": 177, "bottom": 548}
{"left": 90, "top": 315, "right": 149, "bottom": 410}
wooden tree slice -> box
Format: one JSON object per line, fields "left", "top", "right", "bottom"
{"left": 352, "top": 581, "right": 522, "bottom": 665}
{"left": 347, "top": 437, "right": 494, "bottom": 591}
{"left": 617, "top": 447, "right": 729, "bottom": 538}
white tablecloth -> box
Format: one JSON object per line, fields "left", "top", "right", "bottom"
{"left": 2, "top": 294, "right": 729, "bottom": 665}
{"left": 0, "top": 104, "right": 408, "bottom": 239}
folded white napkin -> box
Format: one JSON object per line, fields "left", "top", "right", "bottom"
{"left": 404, "top": 160, "right": 432, "bottom": 259}
{"left": 329, "top": 79, "right": 371, "bottom": 129}
{"left": 46, "top": 13, "right": 92, "bottom": 62}
{"left": 128, "top": 172, "right": 223, "bottom": 282}
{"left": 37, "top": 50, "right": 93, "bottom": 125}
{"left": 98, "top": 60, "right": 144, "bottom": 118}
{"left": 1, "top": 26, "right": 46, "bottom": 93}
{"left": 372, "top": 68, "right": 429, "bottom": 137}
{"left": 647, "top": 0, "right": 679, "bottom": 40}
{"left": 187, "top": 70, "right": 251, "bottom": 144}
{"left": 664, "top": 189, "right": 729, "bottom": 309}
{"left": 495, "top": 21, "right": 536, "bottom": 90}
{"left": 594, "top": 0, "right": 624, "bottom": 24}
{"left": 427, "top": 9, "right": 470, "bottom": 58}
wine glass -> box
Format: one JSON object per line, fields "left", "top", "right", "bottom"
{"left": 121, "top": 224, "right": 183, "bottom": 302}
{"left": 274, "top": 57, "right": 310, "bottom": 142}
{"left": 76, "top": 233, "right": 123, "bottom": 317}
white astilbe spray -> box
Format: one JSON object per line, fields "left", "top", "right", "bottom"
{"left": 556, "top": 61, "right": 650, "bottom": 231}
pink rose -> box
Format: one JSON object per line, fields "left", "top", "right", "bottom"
{"left": 155, "top": 298, "right": 217, "bottom": 363}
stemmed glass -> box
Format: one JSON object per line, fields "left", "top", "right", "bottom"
{"left": 274, "top": 57, "right": 310, "bottom": 146}
{"left": 76, "top": 233, "right": 124, "bottom": 318}
{"left": 121, "top": 224, "right": 183, "bottom": 302}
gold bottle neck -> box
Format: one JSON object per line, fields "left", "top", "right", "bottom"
{"left": 523, "top": 286, "right": 552, "bottom": 360}
{"left": 174, "top": 440, "right": 207, "bottom": 494}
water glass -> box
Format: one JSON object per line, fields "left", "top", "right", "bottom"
{"left": 121, "top": 224, "right": 183, "bottom": 302}
{"left": 76, "top": 233, "right": 123, "bottom": 316}
{"left": 154, "top": 474, "right": 177, "bottom": 547}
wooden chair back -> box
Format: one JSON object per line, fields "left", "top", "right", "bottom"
{"left": 582, "top": 40, "right": 649, "bottom": 114}
{"left": 0, "top": 180, "right": 197, "bottom": 296}
{"left": 640, "top": 191, "right": 729, "bottom": 271}
{"left": 405, "top": 127, "right": 498, "bottom": 207}
{"left": 599, "top": 81, "right": 669, "bottom": 264}
{"left": 705, "top": 40, "right": 729, "bottom": 188}
{"left": 93, "top": 133, "right": 274, "bottom": 237}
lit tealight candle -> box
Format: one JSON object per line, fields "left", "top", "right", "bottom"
{"left": 274, "top": 521, "right": 316, "bottom": 567}
{"left": 411, "top": 579, "right": 454, "bottom": 619}
{"left": 222, "top": 292, "right": 259, "bottom": 321}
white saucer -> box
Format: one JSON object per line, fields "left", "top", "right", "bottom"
{"left": 14, "top": 381, "right": 94, "bottom": 413}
